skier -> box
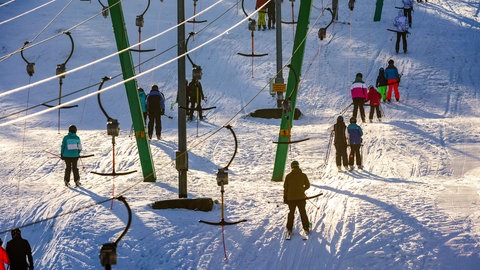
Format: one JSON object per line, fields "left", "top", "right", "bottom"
{"left": 347, "top": 117, "right": 363, "bottom": 170}
{"left": 146, "top": 85, "right": 165, "bottom": 140}
{"left": 350, "top": 73, "right": 368, "bottom": 123}
{"left": 6, "top": 228, "right": 34, "bottom": 270}
{"left": 348, "top": 0, "right": 355, "bottom": 11}
{"left": 385, "top": 59, "right": 401, "bottom": 102}
{"left": 333, "top": 116, "right": 349, "bottom": 171}
{"left": 138, "top": 87, "right": 147, "bottom": 122}
{"left": 393, "top": 10, "right": 409, "bottom": 54}
{"left": 255, "top": 0, "right": 267, "bottom": 30}
{"left": 0, "top": 238, "right": 9, "bottom": 270}
{"left": 188, "top": 77, "right": 205, "bottom": 121}
{"left": 376, "top": 67, "right": 388, "bottom": 102}
{"left": 284, "top": 160, "right": 310, "bottom": 239}
{"left": 61, "top": 125, "right": 82, "bottom": 187}
{"left": 266, "top": 0, "right": 275, "bottom": 29}
{"left": 366, "top": 85, "right": 382, "bottom": 122}
{"left": 402, "top": 0, "right": 414, "bottom": 27}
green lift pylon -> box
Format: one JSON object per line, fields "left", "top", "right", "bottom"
{"left": 108, "top": 0, "right": 156, "bottom": 182}
{"left": 272, "top": 0, "right": 313, "bottom": 182}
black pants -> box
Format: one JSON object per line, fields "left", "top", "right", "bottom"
{"left": 188, "top": 100, "right": 203, "bottom": 120}
{"left": 352, "top": 98, "right": 366, "bottom": 122}
{"left": 369, "top": 105, "right": 382, "bottom": 120}
{"left": 396, "top": 32, "right": 407, "bottom": 53}
{"left": 64, "top": 157, "right": 79, "bottom": 183}
{"left": 267, "top": 13, "right": 275, "bottom": 29}
{"left": 286, "top": 200, "right": 309, "bottom": 232}
{"left": 148, "top": 113, "right": 162, "bottom": 138}
{"left": 349, "top": 144, "right": 362, "bottom": 166}
{"left": 403, "top": 8, "right": 412, "bottom": 26}
{"left": 335, "top": 144, "right": 348, "bottom": 167}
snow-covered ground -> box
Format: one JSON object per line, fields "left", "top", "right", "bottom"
{"left": 0, "top": 0, "right": 479, "bottom": 269}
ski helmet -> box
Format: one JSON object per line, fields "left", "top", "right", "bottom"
{"left": 356, "top": 73, "right": 363, "bottom": 79}
{"left": 350, "top": 117, "right": 356, "bottom": 123}
{"left": 138, "top": 87, "right": 144, "bottom": 92}
{"left": 337, "top": 116, "right": 344, "bottom": 122}
{"left": 388, "top": 59, "right": 394, "bottom": 65}
{"left": 379, "top": 67, "right": 384, "bottom": 72}
{"left": 291, "top": 160, "right": 299, "bottom": 168}
{"left": 151, "top": 84, "right": 159, "bottom": 91}
{"left": 68, "top": 125, "right": 77, "bottom": 133}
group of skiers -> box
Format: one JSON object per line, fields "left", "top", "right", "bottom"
{"left": 339, "top": 58, "right": 401, "bottom": 171}
{"left": 256, "top": 0, "right": 276, "bottom": 30}
{"left": 0, "top": 228, "right": 34, "bottom": 270}
{"left": 350, "top": 58, "right": 402, "bottom": 123}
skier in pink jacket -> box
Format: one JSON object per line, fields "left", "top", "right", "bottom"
{"left": 350, "top": 73, "right": 368, "bottom": 123}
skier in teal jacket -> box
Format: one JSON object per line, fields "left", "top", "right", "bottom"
{"left": 61, "top": 125, "right": 82, "bottom": 186}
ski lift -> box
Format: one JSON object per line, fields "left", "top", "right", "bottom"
{"left": 237, "top": 0, "right": 268, "bottom": 78}
{"left": 185, "top": 32, "right": 203, "bottom": 80}
{"left": 91, "top": 76, "right": 137, "bottom": 177}
{"left": 99, "top": 196, "right": 132, "bottom": 270}
{"left": 317, "top": 8, "right": 334, "bottom": 40}
{"left": 41, "top": 32, "right": 78, "bottom": 133}
{"left": 98, "top": 0, "right": 109, "bottom": 18}
{"left": 281, "top": 0, "right": 297, "bottom": 25}
{"left": 187, "top": 0, "right": 207, "bottom": 24}
{"left": 273, "top": 64, "right": 309, "bottom": 144}
{"left": 129, "top": 0, "right": 155, "bottom": 73}
{"left": 199, "top": 125, "right": 247, "bottom": 259}
{"left": 20, "top": 41, "right": 35, "bottom": 77}
{"left": 199, "top": 125, "right": 246, "bottom": 226}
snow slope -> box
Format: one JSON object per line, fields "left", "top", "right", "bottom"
{"left": 0, "top": 0, "right": 479, "bottom": 269}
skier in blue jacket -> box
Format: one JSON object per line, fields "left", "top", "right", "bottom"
{"left": 61, "top": 125, "right": 82, "bottom": 186}
{"left": 347, "top": 117, "right": 363, "bottom": 170}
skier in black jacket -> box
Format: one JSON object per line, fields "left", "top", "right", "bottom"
{"left": 6, "top": 228, "right": 34, "bottom": 270}
{"left": 146, "top": 85, "right": 165, "bottom": 140}
{"left": 333, "top": 116, "right": 349, "bottom": 171}
{"left": 188, "top": 78, "right": 205, "bottom": 121}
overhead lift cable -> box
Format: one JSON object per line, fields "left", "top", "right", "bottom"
{"left": 0, "top": 1, "right": 261, "bottom": 127}
{"left": 0, "top": 0, "right": 55, "bottom": 26}
{"left": 0, "top": 0, "right": 119, "bottom": 63}
{"left": 0, "top": 0, "right": 15, "bottom": 8}
{"left": 0, "top": 0, "right": 224, "bottom": 98}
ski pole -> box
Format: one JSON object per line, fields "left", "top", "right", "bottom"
{"left": 307, "top": 198, "right": 320, "bottom": 210}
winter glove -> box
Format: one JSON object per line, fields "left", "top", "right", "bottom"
{"left": 160, "top": 108, "right": 165, "bottom": 115}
